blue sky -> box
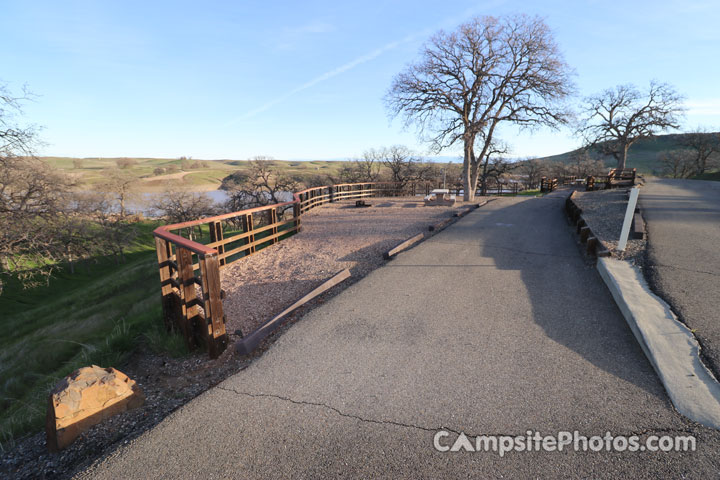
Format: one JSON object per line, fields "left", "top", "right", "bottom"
{"left": 1, "top": 0, "right": 719, "bottom": 160}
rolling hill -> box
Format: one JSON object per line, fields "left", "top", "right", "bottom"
{"left": 539, "top": 132, "right": 720, "bottom": 176}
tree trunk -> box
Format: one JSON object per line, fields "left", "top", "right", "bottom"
{"left": 470, "top": 161, "right": 482, "bottom": 198}
{"left": 119, "top": 192, "right": 126, "bottom": 217}
{"left": 462, "top": 138, "right": 476, "bottom": 202}
{"left": 618, "top": 144, "right": 629, "bottom": 170}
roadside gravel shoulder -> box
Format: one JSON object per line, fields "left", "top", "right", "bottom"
{"left": 572, "top": 189, "right": 646, "bottom": 266}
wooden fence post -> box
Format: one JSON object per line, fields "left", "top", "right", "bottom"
{"left": 199, "top": 254, "right": 227, "bottom": 359}
{"left": 293, "top": 202, "right": 302, "bottom": 232}
{"left": 209, "top": 221, "right": 225, "bottom": 266}
{"left": 243, "top": 214, "right": 255, "bottom": 254}
{"left": 175, "top": 247, "right": 200, "bottom": 349}
{"left": 269, "top": 207, "right": 278, "bottom": 244}
{"left": 155, "top": 237, "right": 177, "bottom": 331}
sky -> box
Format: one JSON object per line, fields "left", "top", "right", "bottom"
{"left": 1, "top": 0, "right": 719, "bottom": 161}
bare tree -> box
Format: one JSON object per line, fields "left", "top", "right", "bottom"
{"left": 151, "top": 188, "right": 217, "bottom": 241}
{"left": 565, "top": 149, "right": 607, "bottom": 178}
{"left": 225, "top": 159, "right": 299, "bottom": 212}
{"left": 660, "top": 150, "right": 695, "bottom": 179}
{"left": 59, "top": 191, "right": 137, "bottom": 268}
{"left": 577, "top": 82, "right": 685, "bottom": 170}
{"left": 679, "top": 128, "right": 720, "bottom": 175}
{"left": 476, "top": 141, "right": 511, "bottom": 195}
{"left": 152, "top": 189, "right": 216, "bottom": 223}
{"left": 95, "top": 168, "right": 138, "bottom": 217}
{"left": 0, "top": 83, "right": 73, "bottom": 291}
{"left": 379, "top": 145, "right": 433, "bottom": 188}
{"left": 520, "top": 158, "right": 547, "bottom": 189}
{"left": 72, "top": 158, "right": 85, "bottom": 169}
{"left": 339, "top": 151, "right": 384, "bottom": 183}
{"left": 387, "top": 15, "right": 574, "bottom": 201}
{"left": 0, "top": 155, "right": 72, "bottom": 290}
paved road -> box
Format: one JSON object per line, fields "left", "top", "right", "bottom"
{"left": 80, "top": 195, "right": 720, "bottom": 479}
{"left": 641, "top": 178, "right": 720, "bottom": 376}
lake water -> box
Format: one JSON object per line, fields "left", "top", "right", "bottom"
{"left": 127, "top": 190, "right": 295, "bottom": 216}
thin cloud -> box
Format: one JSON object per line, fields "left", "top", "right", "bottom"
{"left": 225, "top": 36, "right": 417, "bottom": 125}
{"left": 686, "top": 99, "right": 720, "bottom": 116}
{"left": 224, "top": 2, "right": 504, "bottom": 126}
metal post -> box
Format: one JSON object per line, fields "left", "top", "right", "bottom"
{"left": 617, "top": 187, "right": 640, "bottom": 252}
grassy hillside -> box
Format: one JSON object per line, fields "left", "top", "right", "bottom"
{"left": 0, "top": 222, "right": 186, "bottom": 448}
{"left": 42, "top": 157, "right": 349, "bottom": 192}
{"left": 540, "top": 132, "right": 720, "bottom": 176}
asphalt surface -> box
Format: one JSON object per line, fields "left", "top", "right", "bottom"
{"left": 641, "top": 179, "right": 720, "bottom": 376}
{"left": 79, "top": 195, "right": 720, "bottom": 479}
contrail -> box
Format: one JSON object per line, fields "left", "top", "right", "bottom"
{"left": 223, "top": 34, "right": 420, "bottom": 126}
{"left": 223, "top": 3, "right": 501, "bottom": 126}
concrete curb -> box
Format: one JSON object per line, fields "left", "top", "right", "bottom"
{"left": 597, "top": 257, "right": 720, "bottom": 429}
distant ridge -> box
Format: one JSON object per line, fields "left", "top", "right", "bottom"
{"left": 538, "top": 132, "right": 720, "bottom": 175}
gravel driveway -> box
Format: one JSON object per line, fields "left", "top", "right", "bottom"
{"left": 220, "top": 197, "right": 464, "bottom": 337}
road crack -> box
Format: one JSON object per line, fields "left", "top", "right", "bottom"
{"left": 216, "top": 385, "right": 442, "bottom": 434}
{"left": 216, "top": 386, "right": 697, "bottom": 440}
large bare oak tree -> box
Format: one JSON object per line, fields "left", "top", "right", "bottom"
{"left": 577, "top": 81, "right": 685, "bottom": 171}
{"left": 386, "top": 15, "right": 574, "bottom": 201}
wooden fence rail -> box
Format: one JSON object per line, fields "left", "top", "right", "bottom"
{"left": 153, "top": 181, "right": 428, "bottom": 358}
{"left": 154, "top": 178, "right": 564, "bottom": 357}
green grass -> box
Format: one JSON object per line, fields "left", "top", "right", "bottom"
{"left": 0, "top": 221, "right": 187, "bottom": 449}
{"left": 41, "top": 156, "right": 348, "bottom": 191}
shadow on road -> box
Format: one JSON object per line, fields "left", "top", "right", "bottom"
{"left": 461, "top": 195, "right": 667, "bottom": 399}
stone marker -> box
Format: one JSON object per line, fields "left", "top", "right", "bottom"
{"left": 46, "top": 365, "right": 145, "bottom": 452}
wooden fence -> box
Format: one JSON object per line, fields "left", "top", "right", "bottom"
{"left": 585, "top": 168, "right": 636, "bottom": 191}
{"left": 540, "top": 177, "right": 559, "bottom": 192}
{"left": 153, "top": 181, "right": 423, "bottom": 358}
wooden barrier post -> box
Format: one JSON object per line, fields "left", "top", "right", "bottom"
{"left": 243, "top": 214, "right": 255, "bottom": 254}
{"left": 155, "top": 237, "right": 176, "bottom": 331}
{"left": 199, "top": 254, "right": 227, "bottom": 359}
{"left": 175, "top": 247, "right": 200, "bottom": 349}
{"left": 209, "top": 221, "right": 225, "bottom": 266}
{"left": 269, "top": 207, "right": 278, "bottom": 244}
{"left": 293, "top": 202, "right": 302, "bottom": 232}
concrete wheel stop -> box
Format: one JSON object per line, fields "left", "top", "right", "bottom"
{"left": 598, "top": 257, "right": 720, "bottom": 430}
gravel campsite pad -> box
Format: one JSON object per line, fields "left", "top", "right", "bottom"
{"left": 221, "top": 197, "right": 465, "bottom": 337}
{"left": 572, "top": 188, "right": 646, "bottom": 265}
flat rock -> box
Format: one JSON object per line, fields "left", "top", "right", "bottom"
{"left": 46, "top": 365, "right": 144, "bottom": 452}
